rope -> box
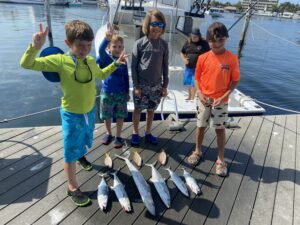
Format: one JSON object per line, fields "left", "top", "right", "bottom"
{"left": 252, "top": 22, "right": 300, "bottom": 47}
{"left": 253, "top": 99, "right": 300, "bottom": 114}
{"left": 0, "top": 94, "right": 101, "bottom": 124}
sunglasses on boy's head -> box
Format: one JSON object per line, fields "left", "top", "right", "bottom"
{"left": 150, "top": 22, "right": 165, "bottom": 28}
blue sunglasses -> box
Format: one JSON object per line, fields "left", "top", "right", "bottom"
{"left": 150, "top": 21, "right": 165, "bottom": 28}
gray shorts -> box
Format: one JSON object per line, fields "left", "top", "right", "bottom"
{"left": 133, "top": 84, "right": 163, "bottom": 111}
{"left": 196, "top": 97, "right": 228, "bottom": 129}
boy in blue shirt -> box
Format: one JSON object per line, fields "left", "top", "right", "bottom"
{"left": 97, "top": 25, "right": 129, "bottom": 148}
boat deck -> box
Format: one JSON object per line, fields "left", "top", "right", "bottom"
{"left": 0, "top": 114, "right": 299, "bottom": 225}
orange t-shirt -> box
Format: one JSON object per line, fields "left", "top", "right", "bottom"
{"left": 195, "top": 50, "right": 240, "bottom": 102}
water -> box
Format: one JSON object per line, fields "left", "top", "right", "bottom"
{"left": 0, "top": 3, "right": 299, "bottom": 128}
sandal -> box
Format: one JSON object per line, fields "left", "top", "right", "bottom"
{"left": 215, "top": 161, "right": 227, "bottom": 177}
{"left": 187, "top": 151, "right": 202, "bottom": 165}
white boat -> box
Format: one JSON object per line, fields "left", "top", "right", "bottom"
{"left": 280, "top": 12, "right": 294, "bottom": 19}
{"left": 95, "top": 0, "right": 265, "bottom": 121}
{"left": 254, "top": 10, "right": 276, "bottom": 17}
{"left": 293, "top": 11, "right": 300, "bottom": 20}
{"left": 67, "top": 0, "right": 82, "bottom": 6}
{"left": 205, "top": 7, "right": 224, "bottom": 17}
{"left": 0, "top": 0, "right": 68, "bottom": 5}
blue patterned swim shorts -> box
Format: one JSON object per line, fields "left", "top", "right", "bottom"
{"left": 99, "top": 92, "right": 128, "bottom": 120}
{"left": 133, "top": 84, "right": 163, "bottom": 111}
{"left": 60, "top": 107, "right": 95, "bottom": 163}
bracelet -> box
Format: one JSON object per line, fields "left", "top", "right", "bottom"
{"left": 113, "top": 59, "right": 118, "bottom": 67}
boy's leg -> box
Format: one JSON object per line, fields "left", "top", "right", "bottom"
{"left": 116, "top": 118, "right": 123, "bottom": 138}
{"left": 64, "top": 161, "right": 91, "bottom": 206}
{"left": 132, "top": 109, "right": 141, "bottom": 134}
{"left": 195, "top": 127, "right": 205, "bottom": 154}
{"left": 215, "top": 128, "right": 225, "bottom": 162}
{"left": 64, "top": 162, "right": 78, "bottom": 191}
{"left": 190, "top": 87, "right": 195, "bottom": 100}
{"left": 104, "top": 119, "right": 112, "bottom": 135}
{"left": 145, "top": 110, "right": 154, "bottom": 134}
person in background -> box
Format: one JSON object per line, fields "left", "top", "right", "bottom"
{"left": 97, "top": 24, "right": 129, "bottom": 148}
{"left": 131, "top": 9, "right": 169, "bottom": 146}
{"left": 188, "top": 22, "right": 240, "bottom": 177}
{"left": 180, "top": 27, "right": 210, "bottom": 100}
{"left": 20, "top": 20, "right": 126, "bottom": 206}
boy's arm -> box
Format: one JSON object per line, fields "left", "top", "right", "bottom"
{"left": 96, "top": 37, "right": 110, "bottom": 65}
{"left": 131, "top": 41, "right": 139, "bottom": 88}
{"left": 94, "top": 62, "right": 117, "bottom": 80}
{"left": 162, "top": 45, "right": 169, "bottom": 88}
{"left": 20, "top": 44, "right": 62, "bottom": 72}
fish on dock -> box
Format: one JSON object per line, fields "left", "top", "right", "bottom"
{"left": 115, "top": 154, "right": 156, "bottom": 216}
{"left": 132, "top": 150, "right": 142, "bottom": 167}
{"left": 104, "top": 152, "right": 113, "bottom": 168}
{"left": 97, "top": 173, "right": 109, "bottom": 211}
{"left": 164, "top": 167, "right": 189, "bottom": 197}
{"left": 145, "top": 161, "right": 171, "bottom": 208}
{"left": 158, "top": 149, "right": 167, "bottom": 165}
{"left": 181, "top": 168, "right": 202, "bottom": 196}
{"left": 110, "top": 171, "right": 132, "bottom": 213}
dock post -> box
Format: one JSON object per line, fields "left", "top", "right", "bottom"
{"left": 44, "top": 0, "right": 54, "bottom": 47}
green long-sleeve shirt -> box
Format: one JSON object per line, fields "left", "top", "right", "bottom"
{"left": 20, "top": 44, "right": 117, "bottom": 114}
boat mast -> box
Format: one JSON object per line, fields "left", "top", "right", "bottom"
{"left": 44, "top": 0, "right": 54, "bottom": 47}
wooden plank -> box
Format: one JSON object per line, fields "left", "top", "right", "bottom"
{"left": 272, "top": 115, "right": 296, "bottom": 225}
{"left": 0, "top": 127, "right": 52, "bottom": 155}
{"left": 204, "top": 116, "right": 263, "bottom": 225}
{"left": 110, "top": 123, "right": 201, "bottom": 225}
{"left": 31, "top": 121, "right": 164, "bottom": 225}
{"left": 285, "top": 114, "right": 297, "bottom": 133}
{"left": 0, "top": 127, "right": 61, "bottom": 170}
{"left": 81, "top": 122, "right": 196, "bottom": 225}
{"left": 0, "top": 123, "right": 111, "bottom": 223}
{"left": 180, "top": 117, "right": 252, "bottom": 225}
{"left": 59, "top": 121, "right": 179, "bottom": 225}
{"left": 250, "top": 115, "right": 286, "bottom": 225}
{"left": 227, "top": 116, "right": 274, "bottom": 225}
{"left": 5, "top": 122, "right": 140, "bottom": 225}
{"left": 0, "top": 124, "right": 101, "bottom": 181}
{"left": 133, "top": 124, "right": 217, "bottom": 225}
{"left": 294, "top": 115, "right": 300, "bottom": 225}
{"left": 0, "top": 127, "right": 37, "bottom": 150}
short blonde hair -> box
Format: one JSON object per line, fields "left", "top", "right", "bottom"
{"left": 142, "top": 9, "right": 166, "bottom": 35}
{"left": 65, "top": 20, "right": 94, "bottom": 43}
{"left": 110, "top": 35, "right": 124, "bottom": 44}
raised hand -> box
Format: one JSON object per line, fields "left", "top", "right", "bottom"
{"left": 105, "top": 23, "right": 115, "bottom": 41}
{"left": 32, "top": 24, "right": 49, "bottom": 50}
{"left": 115, "top": 51, "right": 128, "bottom": 66}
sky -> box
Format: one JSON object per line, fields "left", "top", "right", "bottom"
{"left": 219, "top": 0, "right": 300, "bottom": 4}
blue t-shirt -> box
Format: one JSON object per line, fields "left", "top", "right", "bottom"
{"left": 96, "top": 38, "right": 129, "bottom": 94}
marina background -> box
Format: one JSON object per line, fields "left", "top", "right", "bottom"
{"left": 0, "top": 3, "right": 299, "bottom": 128}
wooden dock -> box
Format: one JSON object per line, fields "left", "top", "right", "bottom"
{"left": 0, "top": 114, "right": 299, "bottom": 225}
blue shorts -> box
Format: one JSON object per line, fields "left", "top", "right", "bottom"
{"left": 60, "top": 107, "right": 95, "bottom": 163}
{"left": 183, "top": 67, "right": 195, "bottom": 87}
{"left": 99, "top": 92, "right": 128, "bottom": 120}
{"left": 133, "top": 84, "right": 163, "bottom": 111}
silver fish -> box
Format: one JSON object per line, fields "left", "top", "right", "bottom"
{"left": 110, "top": 171, "right": 132, "bottom": 212}
{"left": 181, "top": 168, "right": 202, "bottom": 195}
{"left": 164, "top": 167, "right": 189, "bottom": 197}
{"left": 115, "top": 154, "right": 156, "bottom": 216}
{"left": 145, "top": 161, "right": 171, "bottom": 208}
{"left": 97, "top": 173, "right": 109, "bottom": 211}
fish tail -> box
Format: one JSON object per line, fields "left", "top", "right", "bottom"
{"left": 115, "top": 154, "right": 129, "bottom": 161}
{"left": 145, "top": 160, "right": 157, "bottom": 167}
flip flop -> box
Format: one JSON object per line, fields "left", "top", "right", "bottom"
{"left": 187, "top": 151, "right": 202, "bottom": 165}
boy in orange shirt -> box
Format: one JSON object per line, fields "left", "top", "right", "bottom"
{"left": 188, "top": 22, "right": 240, "bottom": 177}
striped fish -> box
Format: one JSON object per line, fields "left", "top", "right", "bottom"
{"left": 145, "top": 161, "right": 171, "bottom": 208}
{"left": 115, "top": 154, "right": 156, "bottom": 216}
{"left": 181, "top": 168, "right": 202, "bottom": 195}
{"left": 164, "top": 167, "right": 189, "bottom": 197}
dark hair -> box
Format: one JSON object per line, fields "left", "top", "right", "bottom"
{"left": 206, "top": 22, "right": 229, "bottom": 42}
{"left": 142, "top": 9, "right": 166, "bottom": 35}
{"left": 65, "top": 20, "right": 94, "bottom": 43}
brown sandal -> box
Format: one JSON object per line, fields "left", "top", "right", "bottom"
{"left": 187, "top": 151, "right": 202, "bottom": 165}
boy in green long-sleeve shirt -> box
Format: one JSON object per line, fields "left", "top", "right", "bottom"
{"left": 20, "top": 20, "right": 126, "bottom": 207}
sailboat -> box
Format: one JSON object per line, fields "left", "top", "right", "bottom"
{"left": 95, "top": 0, "right": 265, "bottom": 122}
